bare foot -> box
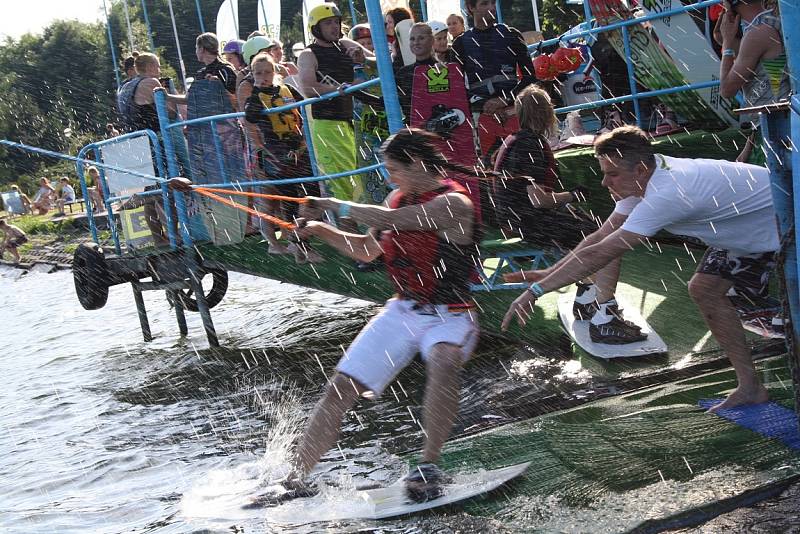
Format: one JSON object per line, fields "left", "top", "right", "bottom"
{"left": 707, "top": 385, "right": 769, "bottom": 413}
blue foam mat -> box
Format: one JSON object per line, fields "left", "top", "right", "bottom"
{"left": 699, "top": 399, "right": 800, "bottom": 451}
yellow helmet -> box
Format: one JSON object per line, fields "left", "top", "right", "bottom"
{"left": 308, "top": 3, "right": 342, "bottom": 40}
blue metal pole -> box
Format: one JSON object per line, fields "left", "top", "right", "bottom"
{"left": 102, "top": 0, "right": 121, "bottom": 89}
{"left": 300, "top": 107, "right": 320, "bottom": 177}
{"left": 496, "top": 0, "right": 503, "bottom": 24}
{"left": 349, "top": 0, "right": 358, "bottom": 25}
{"left": 420, "top": 0, "right": 428, "bottom": 22}
{"left": 195, "top": 0, "right": 206, "bottom": 33}
{"left": 778, "top": 2, "right": 800, "bottom": 394}
{"left": 582, "top": 0, "right": 593, "bottom": 23}
{"left": 75, "top": 153, "right": 99, "bottom": 245}
{"left": 365, "top": 0, "right": 404, "bottom": 133}
{"left": 620, "top": 26, "right": 642, "bottom": 128}
{"left": 140, "top": 0, "right": 156, "bottom": 52}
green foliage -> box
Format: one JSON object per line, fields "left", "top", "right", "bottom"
{"left": 540, "top": 0, "right": 584, "bottom": 38}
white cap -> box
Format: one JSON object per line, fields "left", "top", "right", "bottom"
{"left": 292, "top": 42, "right": 305, "bottom": 53}
{"left": 427, "top": 21, "right": 448, "bottom": 35}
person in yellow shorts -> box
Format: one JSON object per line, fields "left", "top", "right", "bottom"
{"left": 297, "top": 3, "right": 372, "bottom": 201}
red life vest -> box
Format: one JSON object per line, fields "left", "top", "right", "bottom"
{"left": 380, "top": 180, "right": 477, "bottom": 305}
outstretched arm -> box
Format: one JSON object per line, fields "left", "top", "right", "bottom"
{"left": 506, "top": 210, "right": 628, "bottom": 283}
{"left": 296, "top": 221, "right": 383, "bottom": 263}
{"left": 303, "top": 193, "right": 474, "bottom": 234}
{"left": 502, "top": 227, "right": 643, "bottom": 330}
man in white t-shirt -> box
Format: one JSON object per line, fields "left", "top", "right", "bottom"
{"left": 502, "top": 126, "right": 779, "bottom": 412}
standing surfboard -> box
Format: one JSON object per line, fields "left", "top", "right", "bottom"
{"left": 639, "top": 0, "right": 739, "bottom": 127}
{"left": 589, "top": 0, "right": 729, "bottom": 129}
{"left": 410, "top": 62, "right": 481, "bottom": 219}
{"left": 393, "top": 19, "right": 416, "bottom": 66}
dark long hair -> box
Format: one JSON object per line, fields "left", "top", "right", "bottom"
{"left": 380, "top": 128, "right": 498, "bottom": 181}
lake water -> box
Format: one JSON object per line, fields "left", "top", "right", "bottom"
{"left": 1, "top": 267, "right": 797, "bottom": 533}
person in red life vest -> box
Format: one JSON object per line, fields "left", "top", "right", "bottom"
{"left": 277, "top": 129, "right": 480, "bottom": 503}
{"left": 492, "top": 85, "right": 591, "bottom": 249}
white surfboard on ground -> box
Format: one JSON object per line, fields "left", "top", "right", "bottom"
{"left": 557, "top": 292, "right": 667, "bottom": 359}
{"left": 362, "top": 461, "right": 530, "bottom": 519}
{"left": 639, "top": 0, "right": 739, "bottom": 127}
{"left": 394, "top": 19, "right": 416, "bottom": 66}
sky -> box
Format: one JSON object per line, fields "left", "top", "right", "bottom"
{"left": 0, "top": 1, "right": 104, "bottom": 41}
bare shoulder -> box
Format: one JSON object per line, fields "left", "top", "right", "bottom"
{"left": 297, "top": 48, "right": 318, "bottom": 69}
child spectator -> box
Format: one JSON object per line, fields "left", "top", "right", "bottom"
{"left": 55, "top": 177, "right": 76, "bottom": 216}
{"left": 222, "top": 39, "right": 247, "bottom": 72}
{"left": 86, "top": 166, "right": 105, "bottom": 213}
{"left": 349, "top": 24, "right": 374, "bottom": 52}
{"left": 493, "top": 85, "right": 590, "bottom": 249}
{"left": 447, "top": 13, "right": 466, "bottom": 38}
{"left": 0, "top": 219, "right": 27, "bottom": 263}
{"left": 428, "top": 21, "right": 450, "bottom": 63}
{"left": 245, "top": 53, "right": 321, "bottom": 261}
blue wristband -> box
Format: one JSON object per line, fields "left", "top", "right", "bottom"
{"left": 338, "top": 202, "right": 352, "bottom": 218}
{"left": 528, "top": 282, "right": 546, "bottom": 298}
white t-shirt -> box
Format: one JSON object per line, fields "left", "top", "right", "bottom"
{"left": 614, "top": 155, "right": 779, "bottom": 257}
{"left": 61, "top": 184, "right": 76, "bottom": 202}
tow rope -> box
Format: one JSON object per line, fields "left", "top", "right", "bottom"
{"left": 193, "top": 187, "right": 308, "bottom": 231}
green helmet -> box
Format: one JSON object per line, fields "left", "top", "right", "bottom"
{"left": 242, "top": 35, "right": 275, "bottom": 65}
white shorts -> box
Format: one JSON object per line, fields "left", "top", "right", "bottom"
{"left": 336, "top": 298, "right": 479, "bottom": 397}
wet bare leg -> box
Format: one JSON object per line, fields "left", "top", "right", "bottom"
{"left": 689, "top": 273, "right": 769, "bottom": 412}
{"left": 291, "top": 372, "right": 365, "bottom": 482}
{"left": 421, "top": 343, "right": 463, "bottom": 464}
{"left": 587, "top": 256, "right": 622, "bottom": 303}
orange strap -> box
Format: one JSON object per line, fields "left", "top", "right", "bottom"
{"left": 193, "top": 188, "right": 298, "bottom": 231}
{"left": 195, "top": 186, "right": 309, "bottom": 204}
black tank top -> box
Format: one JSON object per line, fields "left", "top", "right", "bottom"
{"left": 309, "top": 42, "right": 354, "bottom": 121}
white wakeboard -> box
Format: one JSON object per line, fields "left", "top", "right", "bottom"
{"left": 393, "top": 19, "right": 416, "bottom": 66}
{"left": 362, "top": 461, "right": 530, "bottom": 519}
{"left": 557, "top": 292, "right": 667, "bottom": 359}
{"left": 639, "top": 0, "right": 739, "bottom": 127}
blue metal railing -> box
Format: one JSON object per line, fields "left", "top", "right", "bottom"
{"left": 534, "top": 0, "right": 727, "bottom": 125}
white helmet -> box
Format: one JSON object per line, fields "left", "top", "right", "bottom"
{"left": 427, "top": 20, "right": 448, "bottom": 35}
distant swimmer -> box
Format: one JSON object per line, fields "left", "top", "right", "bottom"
{"left": 503, "top": 126, "right": 779, "bottom": 413}
{"left": 270, "top": 129, "right": 481, "bottom": 503}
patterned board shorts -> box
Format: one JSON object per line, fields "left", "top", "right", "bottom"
{"left": 696, "top": 247, "right": 777, "bottom": 298}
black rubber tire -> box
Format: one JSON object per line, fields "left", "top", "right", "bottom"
{"left": 178, "top": 269, "right": 228, "bottom": 312}
{"left": 73, "top": 243, "right": 109, "bottom": 310}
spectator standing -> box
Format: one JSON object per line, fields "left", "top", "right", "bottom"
{"left": 428, "top": 21, "right": 450, "bottom": 63}
{"left": 297, "top": 3, "right": 371, "bottom": 202}
{"left": 396, "top": 23, "right": 439, "bottom": 121}
{"left": 222, "top": 39, "right": 247, "bottom": 72}
{"left": 385, "top": 7, "right": 414, "bottom": 69}
{"left": 244, "top": 53, "right": 319, "bottom": 256}
{"left": 451, "top": 0, "right": 535, "bottom": 116}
